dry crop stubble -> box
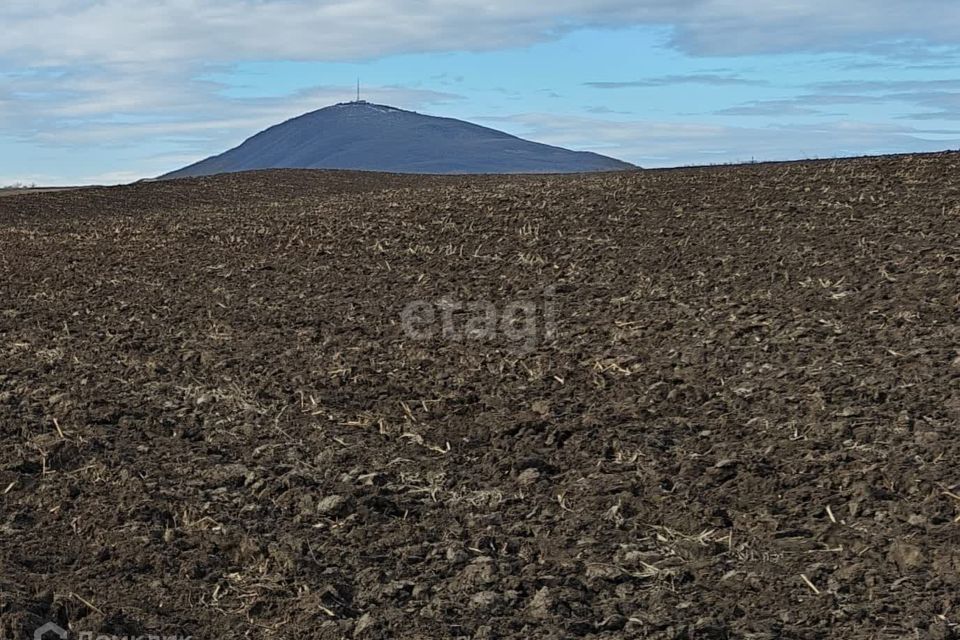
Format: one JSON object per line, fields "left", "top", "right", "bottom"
{"left": 0, "top": 155, "right": 958, "bottom": 638}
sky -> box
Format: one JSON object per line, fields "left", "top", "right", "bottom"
{"left": 2, "top": 1, "right": 960, "bottom": 185}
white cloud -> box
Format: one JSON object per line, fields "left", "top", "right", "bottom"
{"left": 712, "top": 80, "right": 960, "bottom": 121}
{"left": 1, "top": 1, "right": 958, "bottom": 66}
{"left": 586, "top": 74, "right": 767, "bottom": 88}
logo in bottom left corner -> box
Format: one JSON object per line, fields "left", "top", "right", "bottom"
{"left": 34, "top": 622, "right": 69, "bottom": 640}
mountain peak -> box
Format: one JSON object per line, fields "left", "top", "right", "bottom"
{"left": 162, "top": 103, "right": 636, "bottom": 179}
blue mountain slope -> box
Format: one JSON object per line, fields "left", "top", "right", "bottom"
{"left": 161, "top": 102, "right": 636, "bottom": 178}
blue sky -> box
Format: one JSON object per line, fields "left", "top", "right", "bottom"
{"left": 2, "top": 1, "right": 960, "bottom": 184}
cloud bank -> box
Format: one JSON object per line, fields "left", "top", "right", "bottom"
{"left": 3, "top": 0, "right": 959, "bottom": 65}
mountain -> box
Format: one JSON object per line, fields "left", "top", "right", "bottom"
{"left": 161, "top": 101, "right": 636, "bottom": 178}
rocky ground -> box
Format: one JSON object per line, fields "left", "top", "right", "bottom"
{"left": 1, "top": 155, "right": 959, "bottom": 639}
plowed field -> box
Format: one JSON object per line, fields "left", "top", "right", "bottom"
{"left": 2, "top": 154, "right": 959, "bottom": 639}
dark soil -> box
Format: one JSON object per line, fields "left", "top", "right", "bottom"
{"left": 1, "top": 155, "right": 959, "bottom": 639}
